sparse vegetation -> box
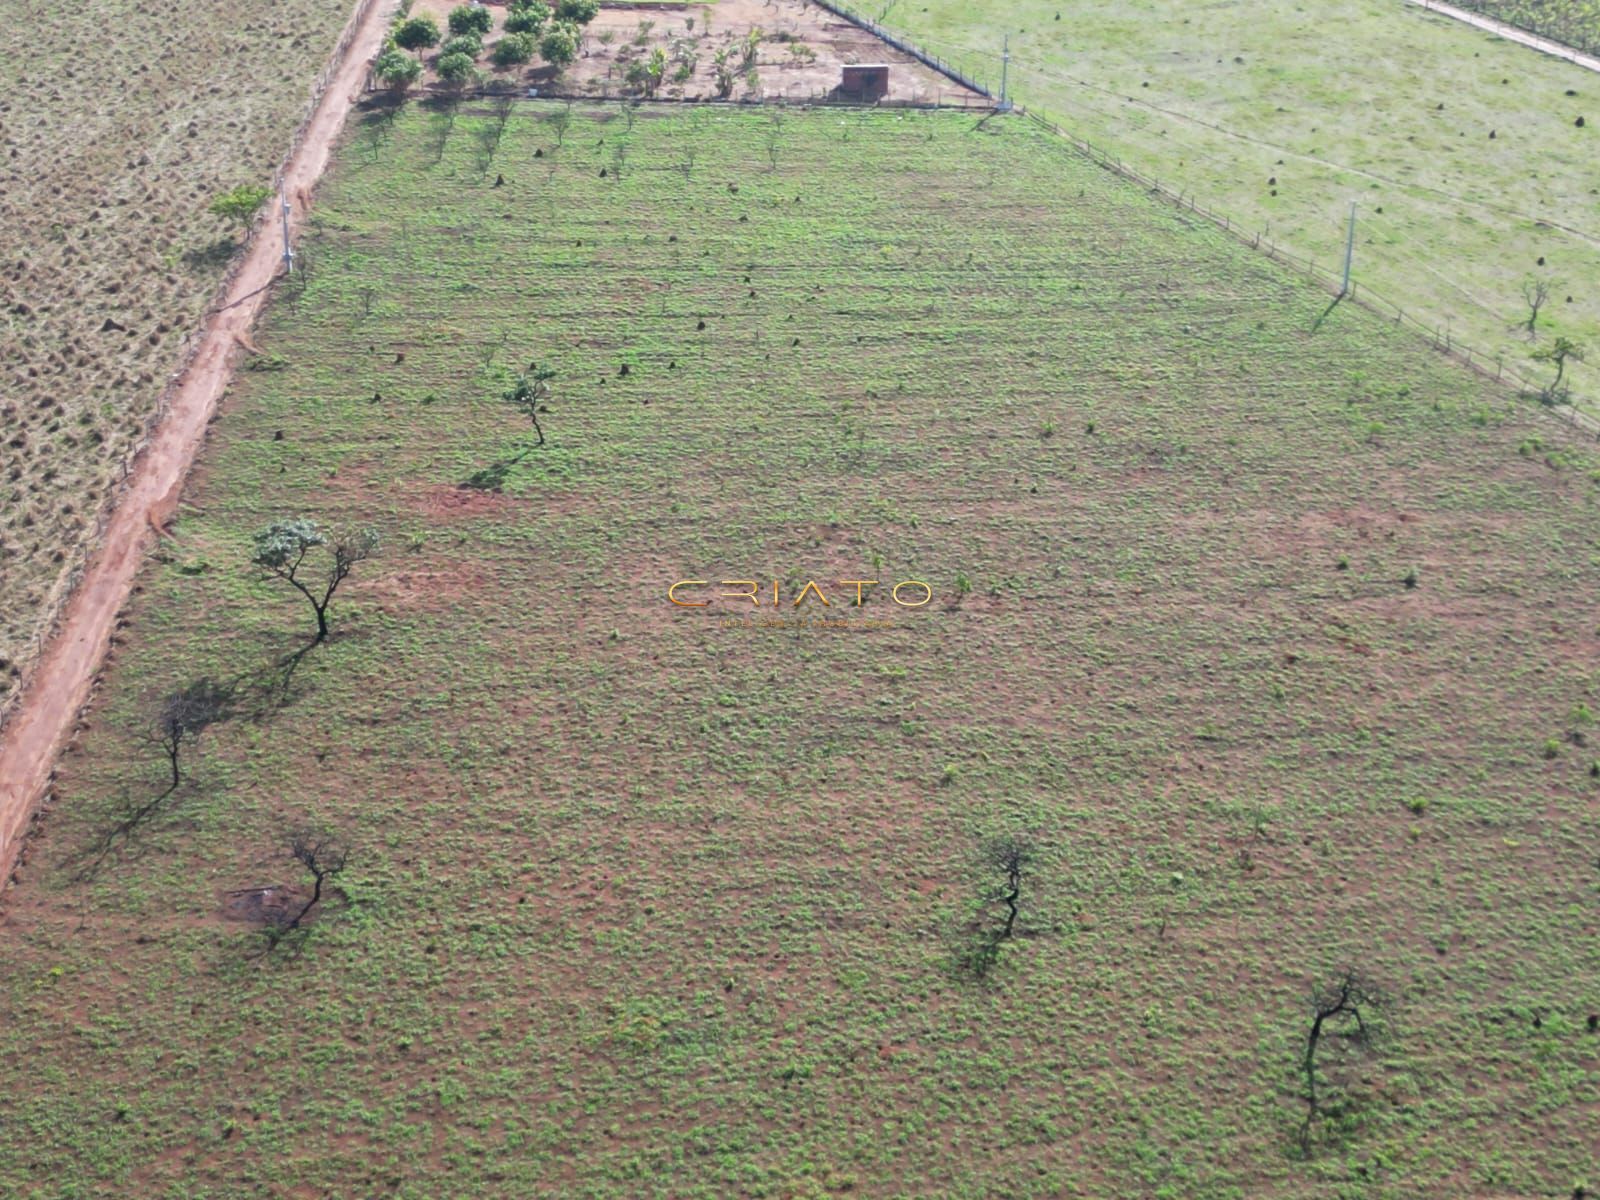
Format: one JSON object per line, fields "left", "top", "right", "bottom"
{"left": 6, "top": 100, "right": 1600, "bottom": 1200}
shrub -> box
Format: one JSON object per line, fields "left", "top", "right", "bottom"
{"left": 393, "top": 14, "right": 440, "bottom": 49}
{"left": 555, "top": 0, "right": 600, "bottom": 25}
{"left": 374, "top": 48, "right": 423, "bottom": 88}
{"left": 505, "top": 1, "right": 550, "bottom": 35}
{"left": 436, "top": 50, "right": 479, "bottom": 86}
{"left": 208, "top": 183, "right": 271, "bottom": 229}
{"left": 491, "top": 32, "right": 538, "bottom": 66}
{"left": 448, "top": 4, "right": 493, "bottom": 36}
{"left": 540, "top": 22, "right": 579, "bottom": 67}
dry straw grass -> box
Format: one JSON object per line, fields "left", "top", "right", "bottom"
{"left": 0, "top": 0, "right": 354, "bottom": 716}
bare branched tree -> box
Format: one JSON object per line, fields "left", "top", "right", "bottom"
{"left": 251, "top": 520, "right": 379, "bottom": 644}
{"left": 1300, "top": 969, "right": 1380, "bottom": 1154}
{"left": 77, "top": 679, "right": 232, "bottom": 878}
{"left": 960, "top": 833, "right": 1037, "bottom": 978}
{"left": 262, "top": 831, "right": 352, "bottom": 949}
{"left": 1521, "top": 277, "right": 1552, "bottom": 335}
{"left": 983, "top": 834, "right": 1033, "bottom": 941}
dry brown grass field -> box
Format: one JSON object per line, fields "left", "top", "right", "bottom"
{"left": 0, "top": 0, "right": 355, "bottom": 715}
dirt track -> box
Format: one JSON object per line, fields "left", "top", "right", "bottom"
{"left": 0, "top": 0, "right": 398, "bottom": 882}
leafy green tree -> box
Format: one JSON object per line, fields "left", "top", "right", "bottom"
{"left": 436, "top": 50, "right": 480, "bottom": 87}
{"left": 539, "top": 22, "right": 579, "bottom": 68}
{"left": 251, "top": 519, "right": 379, "bottom": 644}
{"left": 448, "top": 3, "right": 493, "bottom": 36}
{"left": 393, "top": 14, "right": 441, "bottom": 49}
{"left": 374, "top": 47, "right": 423, "bottom": 89}
{"left": 505, "top": 0, "right": 550, "bottom": 35}
{"left": 503, "top": 365, "right": 557, "bottom": 447}
{"left": 440, "top": 32, "right": 483, "bottom": 59}
{"left": 491, "top": 32, "right": 538, "bottom": 67}
{"left": 1532, "top": 336, "right": 1584, "bottom": 404}
{"left": 555, "top": 0, "right": 600, "bottom": 25}
{"left": 208, "top": 184, "right": 271, "bottom": 230}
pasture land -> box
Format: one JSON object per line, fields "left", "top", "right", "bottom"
{"left": 0, "top": 0, "right": 357, "bottom": 715}
{"left": 882, "top": 0, "right": 1600, "bottom": 412}
{"left": 1, "top": 104, "right": 1598, "bottom": 1197}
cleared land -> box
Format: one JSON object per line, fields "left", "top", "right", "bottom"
{"left": 403, "top": 0, "right": 982, "bottom": 103}
{"left": 0, "top": 0, "right": 355, "bottom": 716}
{"left": 882, "top": 0, "right": 1600, "bottom": 411}
{"left": 2, "top": 103, "right": 1598, "bottom": 1197}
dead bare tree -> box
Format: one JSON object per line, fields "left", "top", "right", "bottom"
{"left": 984, "top": 833, "right": 1032, "bottom": 941}
{"left": 77, "top": 679, "right": 232, "bottom": 878}
{"left": 1521, "top": 277, "right": 1553, "bottom": 335}
{"left": 960, "top": 833, "right": 1037, "bottom": 978}
{"left": 1300, "top": 969, "right": 1380, "bottom": 1154}
{"left": 263, "top": 830, "right": 351, "bottom": 948}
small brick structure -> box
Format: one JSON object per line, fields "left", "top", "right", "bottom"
{"left": 838, "top": 63, "right": 891, "bottom": 101}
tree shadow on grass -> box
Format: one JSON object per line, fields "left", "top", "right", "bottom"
{"left": 65, "top": 643, "right": 317, "bottom": 883}
{"left": 181, "top": 238, "right": 240, "bottom": 272}
{"left": 461, "top": 446, "right": 533, "bottom": 492}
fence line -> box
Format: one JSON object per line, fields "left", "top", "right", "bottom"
{"left": 803, "top": 0, "right": 993, "bottom": 98}
{"left": 1018, "top": 110, "right": 1599, "bottom": 439}
{"left": 792, "top": 0, "right": 1597, "bottom": 434}
{"left": 1418, "top": 0, "right": 1600, "bottom": 59}
{"left": 0, "top": 0, "right": 385, "bottom": 732}
{"left": 407, "top": 79, "right": 994, "bottom": 109}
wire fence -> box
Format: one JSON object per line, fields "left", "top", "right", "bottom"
{"left": 1020, "top": 109, "right": 1600, "bottom": 439}
{"left": 1418, "top": 0, "right": 1600, "bottom": 59}
{"left": 409, "top": 79, "right": 995, "bottom": 108}
{"left": 803, "top": 0, "right": 994, "bottom": 98}
{"left": 0, "top": 0, "right": 386, "bottom": 732}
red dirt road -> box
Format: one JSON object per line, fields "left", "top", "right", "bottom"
{"left": 0, "top": 0, "right": 398, "bottom": 881}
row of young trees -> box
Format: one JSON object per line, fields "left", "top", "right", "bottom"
{"left": 376, "top": 0, "right": 601, "bottom": 90}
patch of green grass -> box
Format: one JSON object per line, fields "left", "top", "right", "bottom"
{"left": 886, "top": 0, "right": 1599, "bottom": 410}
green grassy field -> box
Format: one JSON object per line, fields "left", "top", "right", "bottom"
{"left": 2, "top": 102, "right": 1599, "bottom": 1198}
{"left": 880, "top": 0, "right": 1599, "bottom": 411}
